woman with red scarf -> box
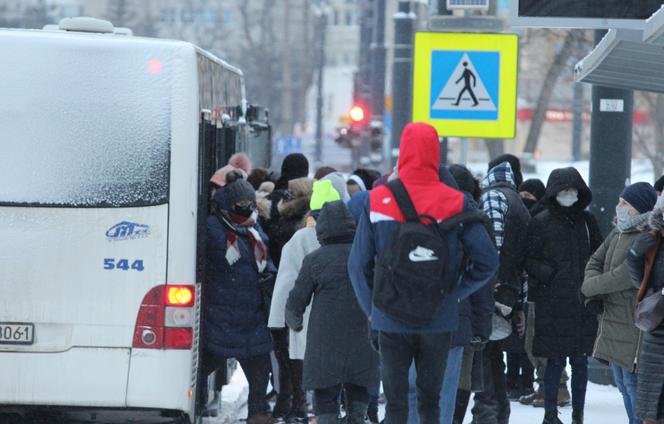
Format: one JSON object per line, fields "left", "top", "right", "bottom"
{"left": 203, "top": 178, "right": 276, "bottom": 424}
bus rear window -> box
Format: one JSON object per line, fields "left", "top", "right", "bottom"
{"left": 0, "top": 34, "right": 172, "bottom": 207}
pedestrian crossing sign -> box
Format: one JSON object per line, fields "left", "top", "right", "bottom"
{"left": 412, "top": 32, "right": 518, "bottom": 139}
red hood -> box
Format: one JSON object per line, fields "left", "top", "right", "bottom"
{"left": 398, "top": 122, "right": 440, "bottom": 184}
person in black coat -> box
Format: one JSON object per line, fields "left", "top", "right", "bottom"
{"left": 203, "top": 179, "right": 276, "bottom": 424}
{"left": 627, "top": 205, "right": 664, "bottom": 424}
{"left": 525, "top": 167, "right": 603, "bottom": 424}
{"left": 286, "top": 201, "right": 380, "bottom": 424}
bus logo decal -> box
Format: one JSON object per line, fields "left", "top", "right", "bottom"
{"left": 106, "top": 221, "right": 150, "bottom": 241}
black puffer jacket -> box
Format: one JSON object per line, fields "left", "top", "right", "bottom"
{"left": 286, "top": 201, "right": 380, "bottom": 390}
{"left": 525, "top": 167, "right": 603, "bottom": 358}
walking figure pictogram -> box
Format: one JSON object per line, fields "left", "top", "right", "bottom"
{"left": 453, "top": 62, "right": 479, "bottom": 107}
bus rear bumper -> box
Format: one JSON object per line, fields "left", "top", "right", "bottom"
{"left": 0, "top": 347, "right": 130, "bottom": 406}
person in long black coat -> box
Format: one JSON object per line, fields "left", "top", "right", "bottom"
{"left": 286, "top": 201, "right": 380, "bottom": 424}
{"left": 525, "top": 167, "right": 603, "bottom": 424}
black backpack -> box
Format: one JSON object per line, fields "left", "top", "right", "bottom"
{"left": 373, "top": 179, "right": 485, "bottom": 326}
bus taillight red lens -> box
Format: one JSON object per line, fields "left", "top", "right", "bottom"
{"left": 166, "top": 286, "right": 195, "bottom": 307}
{"left": 164, "top": 327, "right": 193, "bottom": 349}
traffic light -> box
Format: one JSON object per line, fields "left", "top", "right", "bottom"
{"left": 349, "top": 103, "right": 369, "bottom": 128}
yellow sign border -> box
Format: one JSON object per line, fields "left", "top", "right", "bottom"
{"left": 412, "top": 32, "right": 519, "bottom": 139}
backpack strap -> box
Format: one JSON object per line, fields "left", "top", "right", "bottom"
{"left": 438, "top": 209, "right": 486, "bottom": 232}
{"left": 386, "top": 179, "right": 420, "bottom": 223}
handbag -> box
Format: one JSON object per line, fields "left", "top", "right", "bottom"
{"left": 635, "top": 232, "right": 664, "bottom": 332}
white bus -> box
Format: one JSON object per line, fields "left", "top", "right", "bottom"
{"left": 0, "top": 17, "right": 270, "bottom": 423}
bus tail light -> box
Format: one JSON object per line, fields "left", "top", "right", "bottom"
{"left": 133, "top": 285, "right": 196, "bottom": 350}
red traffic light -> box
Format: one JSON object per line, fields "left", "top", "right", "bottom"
{"left": 349, "top": 105, "right": 366, "bottom": 123}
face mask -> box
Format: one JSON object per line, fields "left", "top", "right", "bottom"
{"left": 616, "top": 205, "right": 631, "bottom": 229}
{"left": 233, "top": 203, "right": 256, "bottom": 218}
{"left": 556, "top": 188, "right": 578, "bottom": 208}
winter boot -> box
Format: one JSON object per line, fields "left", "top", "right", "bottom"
{"left": 520, "top": 385, "right": 544, "bottom": 406}
{"left": 557, "top": 384, "right": 571, "bottom": 407}
{"left": 202, "top": 391, "right": 221, "bottom": 417}
{"left": 542, "top": 409, "right": 564, "bottom": 424}
{"left": 571, "top": 409, "right": 583, "bottom": 424}
{"left": 248, "top": 413, "right": 278, "bottom": 424}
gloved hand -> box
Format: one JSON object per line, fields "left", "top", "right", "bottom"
{"left": 630, "top": 231, "right": 659, "bottom": 258}
{"left": 469, "top": 336, "right": 488, "bottom": 352}
{"left": 578, "top": 289, "right": 604, "bottom": 315}
{"left": 513, "top": 310, "right": 526, "bottom": 337}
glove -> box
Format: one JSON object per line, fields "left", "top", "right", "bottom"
{"left": 469, "top": 336, "right": 488, "bottom": 352}
{"left": 578, "top": 289, "right": 604, "bottom": 315}
{"left": 630, "top": 232, "right": 658, "bottom": 258}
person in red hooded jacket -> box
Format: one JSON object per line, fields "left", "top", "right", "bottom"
{"left": 348, "top": 122, "right": 498, "bottom": 424}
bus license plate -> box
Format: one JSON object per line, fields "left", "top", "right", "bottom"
{"left": 0, "top": 323, "right": 34, "bottom": 345}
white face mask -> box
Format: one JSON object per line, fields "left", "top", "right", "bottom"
{"left": 556, "top": 188, "right": 579, "bottom": 207}
{"left": 616, "top": 205, "right": 632, "bottom": 230}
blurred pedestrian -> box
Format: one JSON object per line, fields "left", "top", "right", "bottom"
{"left": 347, "top": 168, "right": 381, "bottom": 197}
{"left": 627, "top": 196, "right": 664, "bottom": 424}
{"left": 349, "top": 122, "right": 498, "bottom": 424}
{"left": 582, "top": 182, "right": 656, "bottom": 424}
{"left": 654, "top": 175, "right": 664, "bottom": 196}
{"left": 249, "top": 167, "right": 271, "bottom": 191}
{"left": 286, "top": 201, "right": 379, "bottom": 424}
{"left": 229, "top": 152, "right": 253, "bottom": 174}
{"left": 202, "top": 179, "right": 275, "bottom": 424}
{"left": 519, "top": 178, "right": 546, "bottom": 216}
{"left": 314, "top": 166, "right": 337, "bottom": 180}
{"left": 472, "top": 158, "right": 531, "bottom": 424}
{"left": 407, "top": 165, "right": 494, "bottom": 424}
{"left": 259, "top": 153, "right": 312, "bottom": 423}
{"left": 525, "top": 167, "right": 603, "bottom": 424}
{"left": 267, "top": 179, "right": 342, "bottom": 422}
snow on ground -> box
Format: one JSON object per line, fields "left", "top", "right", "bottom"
{"left": 217, "top": 368, "right": 628, "bottom": 424}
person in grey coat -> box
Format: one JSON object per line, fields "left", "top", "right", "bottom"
{"left": 286, "top": 201, "right": 380, "bottom": 424}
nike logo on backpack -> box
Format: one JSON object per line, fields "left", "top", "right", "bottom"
{"left": 408, "top": 246, "right": 438, "bottom": 262}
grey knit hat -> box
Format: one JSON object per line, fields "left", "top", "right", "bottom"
{"left": 226, "top": 179, "right": 256, "bottom": 205}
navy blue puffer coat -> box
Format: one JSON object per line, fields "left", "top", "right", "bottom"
{"left": 204, "top": 188, "right": 274, "bottom": 359}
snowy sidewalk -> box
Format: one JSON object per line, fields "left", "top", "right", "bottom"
{"left": 213, "top": 368, "right": 627, "bottom": 424}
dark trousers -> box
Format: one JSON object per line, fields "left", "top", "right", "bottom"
{"left": 379, "top": 331, "right": 451, "bottom": 424}
{"left": 506, "top": 352, "right": 534, "bottom": 390}
{"left": 203, "top": 350, "right": 271, "bottom": 417}
{"left": 544, "top": 356, "right": 588, "bottom": 413}
{"left": 271, "top": 329, "right": 307, "bottom": 417}
{"left": 315, "top": 384, "right": 370, "bottom": 415}
{"left": 471, "top": 341, "right": 510, "bottom": 424}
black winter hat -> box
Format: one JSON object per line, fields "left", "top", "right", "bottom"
{"left": 655, "top": 175, "right": 664, "bottom": 193}
{"left": 226, "top": 179, "right": 256, "bottom": 205}
{"left": 620, "top": 182, "right": 657, "bottom": 214}
{"left": 449, "top": 164, "right": 480, "bottom": 201}
{"left": 488, "top": 154, "right": 523, "bottom": 187}
{"left": 352, "top": 168, "right": 381, "bottom": 191}
{"left": 281, "top": 153, "right": 309, "bottom": 180}
{"left": 519, "top": 179, "right": 546, "bottom": 201}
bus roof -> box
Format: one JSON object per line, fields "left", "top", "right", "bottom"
{"left": 0, "top": 26, "right": 244, "bottom": 79}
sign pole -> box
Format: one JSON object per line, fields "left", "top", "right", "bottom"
{"left": 390, "top": 0, "right": 415, "bottom": 168}
{"left": 588, "top": 29, "right": 634, "bottom": 236}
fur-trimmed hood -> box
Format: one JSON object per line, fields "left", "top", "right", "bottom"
{"left": 257, "top": 177, "right": 313, "bottom": 220}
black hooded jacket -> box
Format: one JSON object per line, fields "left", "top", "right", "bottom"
{"left": 525, "top": 167, "right": 603, "bottom": 357}
{"left": 286, "top": 201, "right": 379, "bottom": 390}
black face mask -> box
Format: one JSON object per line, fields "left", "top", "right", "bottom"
{"left": 522, "top": 197, "right": 537, "bottom": 210}
{"left": 233, "top": 203, "right": 256, "bottom": 218}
